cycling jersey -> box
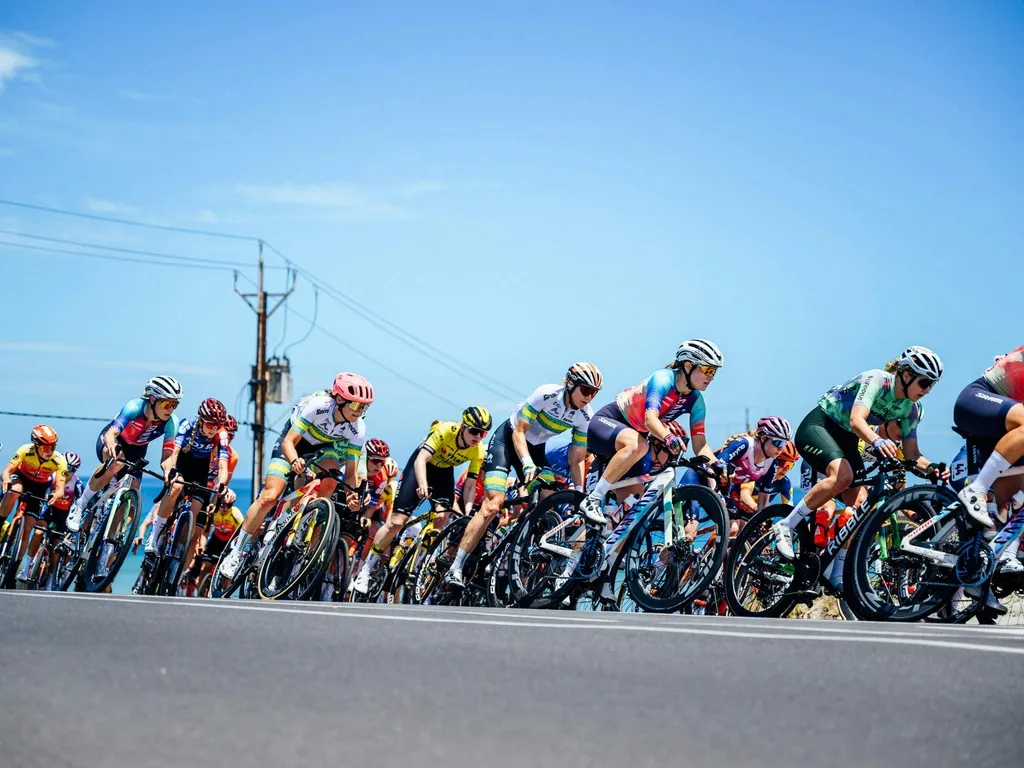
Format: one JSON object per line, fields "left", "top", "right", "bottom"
{"left": 210, "top": 505, "right": 243, "bottom": 542}
{"left": 207, "top": 444, "right": 239, "bottom": 487}
{"left": 289, "top": 394, "right": 365, "bottom": 463}
{"left": 716, "top": 435, "right": 777, "bottom": 491}
{"left": 7, "top": 444, "right": 68, "bottom": 484}
{"left": 50, "top": 473, "right": 83, "bottom": 512}
{"left": 106, "top": 398, "right": 179, "bottom": 448}
{"left": 421, "top": 421, "right": 486, "bottom": 474}
{"left": 735, "top": 476, "right": 794, "bottom": 508}
{"left": 365, "top": 471, "right": 397, "bottom": 519}
{"left": 174, "top": 417, "right": 230, "bottom": 461}
{"left": 455, "top": 469, "right": 486, "bottom": 504}
{"left": 818, "top": 370, "right": 922, "bottom": 440}
{"left": 985, "top": 345, "right": 1024, "bottom": 401}
{"left": 614, "top": 369, "right": 707, "bottom": 437}
{"left": 510, "top": 384, "right": 592, "bottom": 448}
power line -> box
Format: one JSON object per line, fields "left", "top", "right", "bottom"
{"left": 0, "top": 228, "right": 257, "bottom": 268}
{"left": 0, "top": 410, "right": 108, "bottom": 423}
{"left": 0, "top": 198, "right": 259, "bottom": 242}
{"left": 281, "top": 287, "right": 318, "bottom": 357}
{"left": 288, "top": 306, "right": 463, "bottom": 409}
{"left": 0, "top": 240, "right": 242, "bottom": 272}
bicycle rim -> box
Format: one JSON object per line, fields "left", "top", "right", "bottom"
{"left": 258, "top": 499, "right": 338, "bottom": 600}
{"left": 84, "top": 488, "right": 141, "bottom": 593}
{"left": 724, "top": 504, "right": 802, "bottom": 618}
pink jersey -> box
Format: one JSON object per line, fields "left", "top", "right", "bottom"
{"left": 985, "top": 346, "right": 1024, "bottom": 401}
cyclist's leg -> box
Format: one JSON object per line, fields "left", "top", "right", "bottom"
{"left": 582, "top": 403, "right": 649, "bottom": 521}
{"left": 237, "top": 471, "right": 289, "bottom": 538}
{"left": 954, "top": 378, "right": 1024, "bottom": 516}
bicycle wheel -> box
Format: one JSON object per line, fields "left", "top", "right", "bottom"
{"left": 0, "top": 515, "right": 26, "bottom": 589}
{"left": 507, "top": 489, "right": 591, "bottom": 609}
{"left": 209, "top": 526, "right": 252, "bottom": 598}
{"left": 624, "top": 485, "right": 729, "bottom": 613}
{"left": 326, "top": 534, "right": 355, "bottom": 601}
{"left": 258, "top": 499, "right": 338, "bottom": 600}
{"left": 845, "top": 484, "right": 969, "bottom": 622}
{"left": 158, "top": 506, "right": 194, "bottom": 597}
{"left": 414, "top": 516, "right": 470, "bottom": 606}
{"left": 395, "top": 527, "right": 439, "bottom": 605}
{"left": 81, "top": 486, "right": 142, "bottom": 593}
{"left": 48, "top": 533, "right": 80, "bottom": 592}
{"left": 724, "top": 504, "right": 807, "bottom": 618}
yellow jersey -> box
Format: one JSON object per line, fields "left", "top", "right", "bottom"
{"left": 211, "top": 505, "right": 243, "bottom": 542}
{"left": 421, "top": 421, "right": 486, "bottom": 475}
{"left": 8, "top": 444, "right": 68, "bottom": 484}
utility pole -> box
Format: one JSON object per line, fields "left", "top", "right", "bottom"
{"left": 234, "top": 241, "right": 294, "bottom": 503}
{"left": 745, "top": 407, "right": 750, "bottom": 432}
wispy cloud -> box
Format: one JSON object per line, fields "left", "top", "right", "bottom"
{"left": 0, "top": 30, "right": 52, "bottom": 93}
{"left": 399, "top": 180, "right": 450, "bottom": 197}
{"left": 83, "top": 197, "right": 138, "bottom": 214}
{"left": 233, "top": 182, "right": 411, "bottom": 221}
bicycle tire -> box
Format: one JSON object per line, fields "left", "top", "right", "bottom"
{"left": 258, "top": 499, "right": 339, "bottom": 600}
{"left": 724, "top": 503, "right": 807, "bottom": 618}
{"left": 209, "top": 525, "right": 251, "bottom": 599}
{"left": 507, "top": 489, "right": 588, "bottom": 609}
{"left": 48, "top": 535, "right": 79, "bottom": 592}
{"left": 327, "top": 534, "right": 355, "bottom": 601}
{"left": 81, "top": 487, "right": 142, "bottom": 593}
{"left": 625, "top": 484, "right": 729, "bottom": 613}
{"left": 397, "top": 528, "right": 439, "bottom": 605}
{"left": 158, "top": 505, "right": 194, "bottom": 597}
{"left": 414, "top": 516, "right": 470, "bottom": 605}
{"left": 846, "top": 484, "right": 970, "bottom": 622}
{"left": 0, "top": 515, "right": 26, "bottom": 589}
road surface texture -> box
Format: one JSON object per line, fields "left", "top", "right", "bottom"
{"left": 2, "top": 591, "right": 1022, "bottom": 768}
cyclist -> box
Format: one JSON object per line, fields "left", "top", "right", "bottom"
{"left": 187, "top": 489, "right": 243, "bottom": 595}
{"left": 953, "top": 346, "right": 1024, "bottom": 526}
{"left": 67, "top": 376, "right": 183, "bottom": 533}
{"left": 139, "top": 398, "right": 230, "bottom": 581}
{"left": 581, "top": 339, "right": 726, "bottom": 526}
{"left": 350, "top": 406, "right": 491, "bottom": 594}
{"left": 208, "top": 414, "right": 240, "bottom": 491}
{"left": 354, "top": 439, "right": 399, "bottom": 560}
{"left": 446, "top": 363, "right": 602, "bottom": 588}
{"left": 738, "top": 441, "right": 798, "bottom": 510}
{"left": 16, "top": 450, "right": 84, "bottom": 583}
{"left": 773, "top": 346, "right": 949, "bottom": 561}
{"left": 0, "top": 426, "right": 68, "bottom": 578}
{"left": 710, "top": 417, "right": 794, "bottom": 533}
{"left": 219, "top": 373, "right": 373, "bottom": 580}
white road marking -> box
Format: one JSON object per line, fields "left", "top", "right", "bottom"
{"left": 11, "top": 591, "right": 1024, "bottom": 655}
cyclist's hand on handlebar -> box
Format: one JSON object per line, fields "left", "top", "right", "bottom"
{"left": 664, "top": 433, "right": 685, "bottom": 455}
{"left": 416, "top": 483, "right": 430, "bottom": 500}
{"left": 132, "top": 536, "right": 143, "bottom": 555}
{"left": 522, "top": 464, "right": 539, "bottom": 485}
{"left": 290, "top": 457, "right": 306, "bottom": 475}
{"left": 195, "top": 537, "right": 206, "bottom": 557}
{"left": 359, "top": 516, "right": 372, "bottom": 529}
{"left": 872, "top": 438, "right": 900, "bottom": 460}
{"left": 345, "top": 489, "right": 361, "bottom": 512}
{"left": 925, "top": 462, "right": 950, "bottom": 482}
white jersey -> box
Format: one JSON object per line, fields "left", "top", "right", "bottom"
{"left": 510, "top": 384, "right": 592, "bottom": 447}
{"left": 292, "top": 394, "right": 366, "bottom": 462}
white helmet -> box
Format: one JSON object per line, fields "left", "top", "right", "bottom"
{"left": 143, "top": 375, "right": 183, "bottom": 401}
{"left": 756, "top": 416, "right": 794, "bottom": 442}
{"left": 675, "top": 338, "right": 725, "bottom": 368}
{"left": 566, "top": 362, "right": 603, "bottom": 390}
{"left": 897, "top": 346, "right": 943, "bottom": 381}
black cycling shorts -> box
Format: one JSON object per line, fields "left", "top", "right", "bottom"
{"left": 587, "top": 402, "right": 651, "bottom": 479}
{"left": 482, "top": 419, "right": 549, "bottom": 490}
{"left": 794, "top": 405, "right": 864, "bottom": 477}
{"left": 393, "top": 452, "right": 454, "bottom": 517}
{"left": 954, "top": 377, "right": 1019, "bottom": 440}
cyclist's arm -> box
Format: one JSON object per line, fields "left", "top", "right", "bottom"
{"left": 644, "top": 409, "right": 671, "bottom": 442}
{"left": 102, "top": 425, "right": 122, "bottom": 459}
{"left": 463, "top": 477, "right": 477, "bottom": 511}
{"left": 280, "top": 427, "right": 304, "bottom": 466}
{"left": 1, "top": 455, "right": 17, "bottom": 487}
{"left": 511, "top": 417, "right": 535, "bottom": 470}
{"left": 413, "top": 446, "right": 432, "bottom": 493}
{"left": 849, "top": 405, "right": 883, "bottom": 445}
{"left": 162, "top": 445, "right": 180, "bottom": 480}
{"left": 737, "top": 482, "right": 757, "bottom": 512}
{"left": 49, "top": 471, "right": 67, "bottom": 502}
{"left": 568, "top": 444, "right": 587, "bottom": 490}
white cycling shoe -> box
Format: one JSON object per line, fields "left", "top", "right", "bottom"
{"left": 350, "top": 567, "right": 371, "bottom": 594}
{"left": 66, "top": 500, "right": 86, "bottom": 533}
{"left": 444, "top": 568, "right": 465, "bottom": 587}
{"left": 218, "top": 546, "right": 245, "bottom": 581}
{"left": 958, "top": 487, "right": 994, "bottom": 528}
{"left": 997, "top": 556, "right": 1024, "bottom": 575}
{"left": 579, "top": 495, "right": 607, "bottom": 526}
{"left": 772, "top": 521, "right": 796, "bottom": 560}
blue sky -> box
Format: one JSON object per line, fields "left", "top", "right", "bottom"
{"left": 0, "top": 2, "right": 1021, "bottom": 487}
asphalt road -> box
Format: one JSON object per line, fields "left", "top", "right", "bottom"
{"left": 2, "top": 592, "right": 1022, "bottom": 768}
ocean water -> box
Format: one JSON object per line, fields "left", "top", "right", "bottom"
{"left": 109, "top": 477, "right": 252, "bottom": 594}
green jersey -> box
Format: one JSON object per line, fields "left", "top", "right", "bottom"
{"left": 818, "top": 370, "right": 922, "bottom": 441}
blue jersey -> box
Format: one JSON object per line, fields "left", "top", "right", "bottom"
{"left": 107, "top": 398, "right": 179, "bottom": 448}
{"left": 174, "top": 417, "right": 230, "bottom": 461}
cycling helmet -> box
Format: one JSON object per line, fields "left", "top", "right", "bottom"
{"left": 64, "top": 451, "right": 82, "bottom": 471}
{"left": 675, "top": 339, "right": 725, "bottom": 368}
{"left": 332, "top": 372, "right": 374, "bottom": 404}
{"left": 143, "top": 375, "right": 183, "bottom": 401}
{"left": 897, "top": 346, "right": 943, "bottom": 381}
{"left": 777, "top": 441, "right": 800, "bottom": 465}
{"left": 566, "top": 362, "right": 603, "bottom": 390}
{"left": 365, "top": 438, "right": 390, "bottom": 459}
{"left": 31, "top": 424, "right": 58, "bottom": 446}
{"left": 665, "top": 421, "right": 690, "bottom": 448}
{"left": 462, "top": 406, "right": 492, "bottom": 431}
{"left": 381, "top": 457, "right": 400, "bottom": 481}
{"left": 198, "top": 398, "right": 227, "bottom": 425}
{"left": 222, "top": 488, "right": 237, "bottom": 506}
{"left": 225, "top": 415, "right": 239, "bottom": 439}
{"left": 756, "top": 416, "right": 794, "bottom": 442}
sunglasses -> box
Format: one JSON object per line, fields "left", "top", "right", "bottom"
{"left": 916, "top": 378, "right": 935, "bottom": 391}
{"left": 341, "top": 399, "right": 370, "bottom": 413}
{"left": 576, "top": 384, "right": 600, "bottom": 398}
{"left": 466, "top": 427, "right": 488, "bottom": 438}
{"left": 367, "top": 456, "right": 385, "bottom": 465}
{"left": 698, "top": 365, "right": 718, "bottom": 380}
{"left": 770, "top": 439, "right": 788, "bottom": 449}
{"left": 156, "top": 399, "right": 180, "bottom": 410}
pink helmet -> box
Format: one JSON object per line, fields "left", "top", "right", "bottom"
{"left": 332, "top": 372, "right": 374, "bottom": 404}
